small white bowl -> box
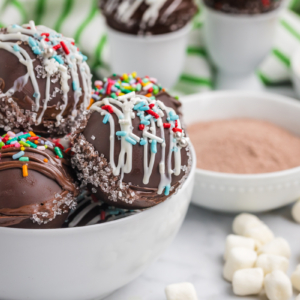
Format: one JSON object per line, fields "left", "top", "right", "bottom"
{"left": 182, "top": 91, "right": 300, "bottom": 213}
{"left": 0, "top": 147, "right": 196, "bottom": 300}
{"left": 107, "top": 24, "right": 191, "bottom": 88}
{"left": 203, "top": 5, "right": 282, "bottom": 75}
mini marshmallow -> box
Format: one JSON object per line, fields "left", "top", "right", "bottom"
{"left": 223, "top": 247, "right": 257, "bottom": 282}
{"left": 292, "top": 200, "right": 300, "bottom": 223}
{"left": 264, "top": 270, "right": 293, "bottom": 300}
{"left": 258, "top": 238, "right": 291, "bottom": 259}
{"left": 224, "top": 234, "right": 256, "bottom": 260}
{"left": 232, "top": 213, "right": 263, "bottom": 235}
{"left": 242, "top": 223, "right": 274, "bottom": 245}
{"left": 255, "top": 254, "right": 289, "bottom": 275}
{"left": 232, "top": 268, "right": 264, "bottom": 296}
{"left": 291, "top": 264, "right": 300, "bottom": 292}
{"left": 165, "top": 282, "right": 198, "bottom": 300}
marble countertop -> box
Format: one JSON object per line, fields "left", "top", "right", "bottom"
{"left": 106, "top": 204, "right": 300, "bottom": 300}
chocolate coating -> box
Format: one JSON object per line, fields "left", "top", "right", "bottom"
{"left": 203, "top": 0, "right": 282, "bottom": 14}
{"left": 100, "top": 0, "right": 198, "bottom": 35}
{"left": 0, "top": 138, "right": 78, "bottom": 228}
{"left": 0, "top": 24, "right": 92, "bottom": 137}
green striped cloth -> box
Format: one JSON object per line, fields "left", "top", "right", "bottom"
{"left": 0, "top": 0, "right": 212, "bottom": 95}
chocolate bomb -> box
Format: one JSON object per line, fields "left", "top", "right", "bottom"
{"left": 203, "top": 0, "right": 282, "bottom": 14}
{"left": 0, "top": 21, "right": 92, "bottom": 137}
{"left": 100, "top": 0, "right": 198, "bottom": 35}
{"left": 0, "top": 131, "right": 78, "bottom": 228}
{"left": 71, "top": 74, "right": 192, "bottom": 209}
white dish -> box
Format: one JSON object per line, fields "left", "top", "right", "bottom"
{"left": 0, "top": 147, "right": 196, "bottom": 300}
{"left": 181, "top": 91, "right": 300, "bottom": 213}
{"left": 203, "top": 6, "right": 282, "bottom": 75}
{"left": 107, "top": 24, "right": 190, "bottom": 89}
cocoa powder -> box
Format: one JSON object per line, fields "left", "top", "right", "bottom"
{"left": 187, "top": 118, "right": 300, "bottom": 174}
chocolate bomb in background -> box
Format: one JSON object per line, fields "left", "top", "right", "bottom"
{"left": 203, "top": 0, "right": 282, "bottom": 14}
{"left": 64, "top": 190, "right": 141, "bottom": 227}
{"left": 0, "top": 131, "right": 78, "bottom": 228}
{"left": 0, "top": 21, "right": 92, "bottom": 137}
{"left": 71, "top": 74, "right": 193, "bottom": 209}
{"left": 100, "top": 0, "right": 198, "bottom": 35}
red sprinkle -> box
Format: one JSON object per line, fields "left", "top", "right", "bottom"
{"left": 106, "top": 82, "right": 113, "bottom": 95}
{"left": 55, "top": 142, "right": 64, "bottom": 150}
{"left": 65, "top": 147, "right": 71, "bottom": 153}
{"left": 149, "top": 103, "right": 155, "bottom": 109}
{"left": 175, "top": 120, "right": 178, "bottom": 128}
{"left": 163, "top": 123, "right": 171, "bottom": 129}
{"left": 146, "top": 110, "right": 159, "bottom": 119}
{"left": 60, "top": 41, "right": 70, "bottom": 55}
{"left": 100, "top": 211, "right": 106, "bottom": 221}
{"left": 91, "top": 194, "right": 98, "bottom": 203}
{"left": 27, "top": 136, "right": 39, "bottom": 141}
{"left": 102, "top": 105, "right": 114, "bottom": 114}
{"left": 53, "top": 44, "right": 61, "bottom": 51}
{"left": 41, "top": 32, "right": 50, "bottom": 37}
{"left": 261, "top": 0, "right": 270, "bottom": 6}
{"left": 2, "top": 135, "right": 9, "bottom": 144}
{"left": 45, "top": 38, "right": 50, "bottom": 42}
{"left": 173, "top": 128, "right": 182, "bottom": 133}
{"left": 139, "top": 124, "right": 145, "bottom": 131}
{"left": 2, "top": 144, "right": 14, "bottom": 149}
{"left": 56, "top": 155, "right": 59, "bottom": 159}
{"left": 148, "top": 87, "right": 153, "bottom": 93}
{"left": 71, "top": 41, "right": 75, "bottom": 46}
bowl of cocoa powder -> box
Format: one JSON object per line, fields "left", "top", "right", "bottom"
{"left": 181, "top": 91, "right": 300, "bottom": 212}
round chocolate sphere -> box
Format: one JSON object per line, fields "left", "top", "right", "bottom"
{"left": 0, "top": 130, "right": 78, "bottom": 228}
{"left": 0, "top": 21, "right": 92, "bottom": 137}
{"left": 100, "top": 0, "right": 198, "bottom": 35}
{"left": 71, "top": 74, "right": 192, "bottom": 209}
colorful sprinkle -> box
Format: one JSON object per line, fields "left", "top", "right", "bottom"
{"left": 12, "top": 151, "right": 25, "bottom": 160}
{"left": 22, "top": 165, "right": 28, "bottom": 177}
{"left": 125, "top": 136, "right": 137, "bottom": 145}
{"left": 19, "top": 157, "right": 29, "bottom": 162}
{"left": 54, "top": 147, "right": 63, "bottom": 158}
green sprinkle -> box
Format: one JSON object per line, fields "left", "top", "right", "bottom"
{"left": 17, "top": 133, "right": 31, "bottom": 140}
{"left": 111, "top": 93, "right": 117, "bottom": 99}
{"left": 175, "top": 96, "right": 179, "bottom": 100}
{"left": 142, "top": 78, "right": 149, "bottom": 83}
{"left": 0, "top": 141, "right": 4, "bottom": 149}
{"left": 54, "top": 147, "right": 63, "bottom": 158}
{"left": 6, "top": 137, "right": 17, "bottom": 144}
{"left": 19, "top": 141, "right": 30, "bottom": 147}
{"left": 19, "top": 157, "right": 29, "bottom": 162}
{"left": 136, "top": 83, "right": 142, "bottom": 92}
{"left": 26, "top": 141, "right": 37, "bottom": 148}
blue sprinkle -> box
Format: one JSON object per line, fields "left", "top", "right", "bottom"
{"left": 13, "top": 44, "right": 20, "bottom": 52}
{"left": 28, "top": 37, "right": 37, "bottom": 47}
{"left": 151, "top": 140, "right": 157, "bottom": 154}
{"left": 173, "top": 138, "right": 177, "bottom": 143}
{"left": 172, "top": 146, "right": 178, "bottom": 152}
{"left": 116, "top": 131, "right": 127, "bottom": 137}
{"left": 103, "top": 114, "right": 110, "bottom": 124}
{"left": 145, "top": 115, "right": 152, "bottom": 120}
{"left": 33, "top": 92, "right": 39, "bottom": 98}
{"left": 125, "top": 136, "right": 137, "bottom": 145}
{"left": 79, "top": 52, "right": 88, "bottom": 61}
{"left": 118, "top": 115, "right": 124, "bottom": 119}
{"left": 15, "top": 132, "right": 24, "bottom": 137}
{"left": 32, "top": 46, "right": 41, "bottom": 55}
{"left": 137, "top": 112, "right": 144, "bottom": 117}
{"left": 53, "top": 55, "right": 64, "bottom": 64}
{"left": 45, "top": 141, "right": 53, "bottom": 147}
{"left": 164, "top": 185, "right": 171, "bottom": 196}
{"left": 140, "top": 138, "right": 147, "bottom": 146}
{"left": 139, "top": 105, "right": 150, "bottom": 111}
{"left": 92, "top": 94, "right": 100, "bottom": 101}
{"left": 40, "top": 140, "right": 45, "bottom": 145}
{"left": 141, "top": 119, "right": 150, "bottom": 125}
{"left": 72, "top": 81, "right": 78, "bottom": 91}
{"left": 170, "top": 115, "right": 179, "bottom": 121}
{"left": 12, "top": 24, "right": 21, "bottom": 29}
{"left": 12, "top": 151, "right": 24, "bottom": 160}
{"left": 134, "top": 101, "right": 146, "bottom": 111}
{"left": 111, "top": 86, "right": 118, "bottom": 92}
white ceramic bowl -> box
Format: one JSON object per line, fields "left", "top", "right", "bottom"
{"left": 203, "top": 6, "right": 282, "bottom": 75}
{"left": 0, "top": 147, "right": 196, "bottom": 300}
{"left": 291, "top": 48, "right": 300, "bottom": 99}
{"left": 181, "top": 91, "right": 300, "bottom": 213}
{"left": 107, "top": 24, "right": 191, "bottom": 89}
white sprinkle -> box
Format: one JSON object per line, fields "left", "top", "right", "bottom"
{"left": 143, "top": 131, "right": 163, "bottom": 143}
{"left": 91, "top": 135, "right": 95, "bottom": 140}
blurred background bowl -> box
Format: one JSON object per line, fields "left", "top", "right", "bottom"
{"left": 182, "top": 91, "right": 300, "bottom": 213}
{"left": 0, "top": 146, "right": 196, "bottom": 300}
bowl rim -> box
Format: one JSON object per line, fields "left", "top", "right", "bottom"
{"left": 182, "top": 90, "right": 300, "bottom": 180}
{"left": 0, "top": 143, "right": 196, "bottom": 234}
